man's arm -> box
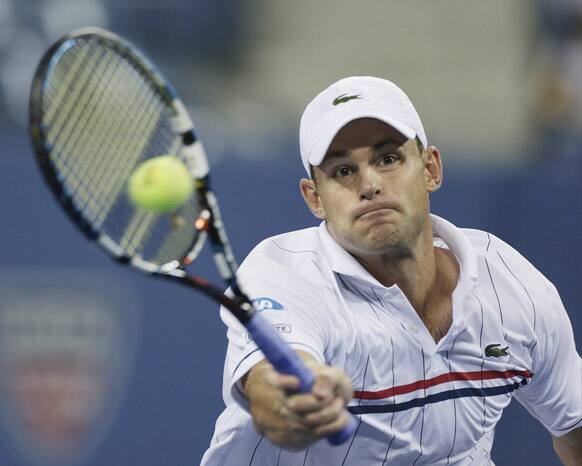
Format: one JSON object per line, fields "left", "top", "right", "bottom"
{"left": 242, "top": 350, "right": 353, "bottom": 451}
{"left": 553, "top": 428, "right": 582, "bottom": 466}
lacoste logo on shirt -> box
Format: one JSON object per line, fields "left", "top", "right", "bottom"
{"left": 485, "top": 343, "right": 509, "bottom": 357}
{"left": 332, "top": 93, "right": 361, "bottom": 106}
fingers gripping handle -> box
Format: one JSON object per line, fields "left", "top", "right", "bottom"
{"left": 245, "top": 314, "right": 358, "bottom": 445}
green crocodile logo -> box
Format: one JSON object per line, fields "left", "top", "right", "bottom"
{"left": 332, "top": 93, "right": 361, "bottom": 106}
{"left": 485, "top": 344, "right": 509, "bottom": 357}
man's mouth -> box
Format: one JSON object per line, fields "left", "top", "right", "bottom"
{"left": 354, "top": 204, "right": 397, "bottom": 221}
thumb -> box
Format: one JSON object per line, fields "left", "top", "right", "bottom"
{"left": 335, "top": 370, "right": 354, "bottom": 403}
{"left": 323, "top": 366, "right": 353, "bottom": 402}
{"left": 312, "top": 371, "right": 336, "bottom": 401}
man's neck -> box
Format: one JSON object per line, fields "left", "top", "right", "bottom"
{"left": 353, "top": 229, "right": 459, "bottom": 318}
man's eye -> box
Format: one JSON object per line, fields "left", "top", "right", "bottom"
{"left": 333, "top": 167, "right": 353, "bottom": 178}
{"left": 379, "top": 155, "right": 398, "bottom": 166}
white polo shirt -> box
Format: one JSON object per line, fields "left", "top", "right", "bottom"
{"left": 201, "top": 215, "right": 581, "bottom": 466}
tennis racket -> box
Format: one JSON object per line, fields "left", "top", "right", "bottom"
{"left": 28, "top": 27, "right": 357, "bottom": 445}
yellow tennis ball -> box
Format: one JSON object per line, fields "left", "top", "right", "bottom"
{"left": 128, "top": 155, "right": 193, "bottom": 213}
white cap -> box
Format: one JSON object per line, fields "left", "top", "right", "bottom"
{"left": 299, "top": 76, "right": 427, "bottom": 175}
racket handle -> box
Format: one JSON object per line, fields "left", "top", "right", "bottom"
{"left": 245, "top": 314, "right": 358, "bottom": 445}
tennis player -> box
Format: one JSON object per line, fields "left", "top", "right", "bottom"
{"left": 201, "top": 76, "right": 581, "bottom": 465}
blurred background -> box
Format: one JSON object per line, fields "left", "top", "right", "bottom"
{"left": 0, "top": 0, "right": 580, "bottom": 465}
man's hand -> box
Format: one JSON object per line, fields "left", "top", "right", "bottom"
{"left": 243, "top": 351, "right": 353, "bottom": 451}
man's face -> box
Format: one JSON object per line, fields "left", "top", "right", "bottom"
{"left": 301, "top": 118, "right": 442, "bottom": 259}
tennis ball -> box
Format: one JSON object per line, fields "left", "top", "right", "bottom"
{"left": 128, "top": 155, "right": 193, "bottom": 213}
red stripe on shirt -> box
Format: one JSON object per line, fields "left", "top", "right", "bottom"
{"left": 354, "top": 369, "right": 532, "bottom": 400}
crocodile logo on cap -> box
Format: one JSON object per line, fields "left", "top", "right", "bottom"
{"left": 332, "top": 93, "right": 361, "bottom": 106}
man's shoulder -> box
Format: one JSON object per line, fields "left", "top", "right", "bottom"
{"left": 252, "top": 226, "right": 322, "bottom": 256}
{"left": 458, "top": 227, "right": 506, "bottom": 254}
{"left": 460, "top": 226, "right": 559, "bottom": 310}
{"left": 235, "top": 226, "right": 338, "bottom": 307}
{"left": 461, "top": 227, "right": 544, "bottom": 279}
{"left": 239, "top": 226, "right": 327, "bottom": 278}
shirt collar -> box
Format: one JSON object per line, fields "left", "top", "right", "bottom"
{"left": 317, "top": 213, "right": 478, "bottom": 287}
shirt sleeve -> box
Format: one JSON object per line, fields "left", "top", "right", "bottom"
{"left": 219, "top": 251, "right": 335, "bottom": 411}
{"left": 514, "top": 280, "right": 582, "bottom": 437}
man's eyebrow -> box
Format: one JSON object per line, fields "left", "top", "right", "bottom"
{"left": 324, "top": 136, "right": 403, "bottom": 159}
{"left": 324, "top": 149, "right": 348, "bottom": 159}
{"left": 371, "top": 137, "right": 403, "bottom": 151}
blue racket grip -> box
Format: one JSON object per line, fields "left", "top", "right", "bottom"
{"left": 245, "top": 314, "right": 358, "bottom": 445}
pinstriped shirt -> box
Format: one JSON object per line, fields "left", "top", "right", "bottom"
{"left": 201, "top": 215, "right": 581, "bottom": 466}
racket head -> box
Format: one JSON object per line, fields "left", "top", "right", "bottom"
{"left": 29, "top": 27, "right": 210, "bottom": 272}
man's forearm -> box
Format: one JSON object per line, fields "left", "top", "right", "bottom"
{"left": 553, "top": 428, "right": 582, "bottom": 466}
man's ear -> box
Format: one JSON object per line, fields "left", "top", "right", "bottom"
{"left": 300, "top": 178, "right": 325, "bottom": 219}
{"left": 424, "top": 146, "right": 443, "bottom": 192}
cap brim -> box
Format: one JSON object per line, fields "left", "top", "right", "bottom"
{"left": 306, "top": 111, "right": 417, "bottom": 169}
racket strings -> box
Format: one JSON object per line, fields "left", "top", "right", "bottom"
{"left": 45, "top": 45, "right": 112, "bottom": 215}
{"left": 130, "top": 119, "right": 196, "bottom": 263}
{"left": 55, "top": 52, "right": 142, "bottom": 211}
{"left": 46, "top": 44, "right": 163, "bottom": 226}
{"left": 78, "top": 65, "right": 163, "bottom": 227}
{"left": 126, "top": 121, "right": 198, "bottom": 263}
{"left": 115, "top": 117, "right": 183, "bottom": 257}
{"left": 45, "top": 46, "right": 135, "bottom": 213}
{"left": 46, "top": 40, "right": 162, "bottom": 199}
{"left": 39, "top": 37, "right": 201, "bottom": 266}
{"left": 50, "top": 63, "right": 137, "bottom": 222}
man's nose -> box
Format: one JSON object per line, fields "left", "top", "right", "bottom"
{"left": 358, "top": 167, "right": 382, "bottom": 201}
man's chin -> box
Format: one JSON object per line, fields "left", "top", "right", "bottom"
{"left": 348, "top": 229, "right": 408, "bottom": 257}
